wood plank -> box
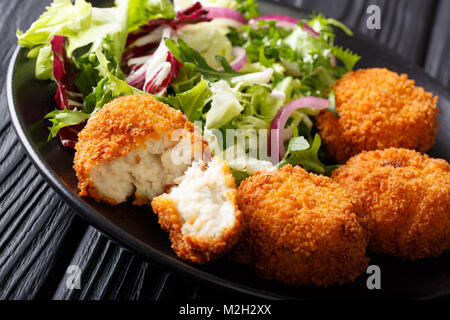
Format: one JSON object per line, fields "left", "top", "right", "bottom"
{"left": 0, "top": 0, "right": 195, "bottom": 300}
{"left": 0, "top": 0, "right": 92, "bottom": 300}
{"left": 51, "top": 227, "right": 201, "bottom": 300}
{"left": 424, "top": 0, "right": 450, "bottom": 89}
{"left": 0, "top": 0, "right": 49, "bottom": 132}
{"left": 0, "top": 159, "right": 87, "bottom": 299}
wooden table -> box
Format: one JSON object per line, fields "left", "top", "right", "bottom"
{"left": 1, "top": 0, "right": 449, "bottom": 300}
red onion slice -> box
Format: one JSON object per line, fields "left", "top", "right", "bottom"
{"left": 269, "top": 96, "right": 329, "bottom": 163}
{"left": 250, "top": 14, "right": 298, "bottom": 28}
{"left": 249, "top": 15, "right": 320, "bottom": 38}
{"left": 229, "top": 46, "right": 247, "bottom": 71}
{"left": 302, "top": 23, "right": 320, "bottom": 38}
{"left": 204, "top": 7, "right": 247, "bottom": 25}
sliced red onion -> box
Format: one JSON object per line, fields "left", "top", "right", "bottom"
{"left": 302, "top": 23, "right": 320, "bottom": 38}
{"left": 229, "top": 46, "right": 247, "bottom": 71}
{"left": 204, "top": 7, "right": 247, "bottom": 25}
{"left": 269, "top": 96, "right": 329, "bottom": 163}
{"left": 250, "top": 15, "right": 297, "bottom": 29}
{"left": 249, "top": 15, "right": 320, "bottom": 38}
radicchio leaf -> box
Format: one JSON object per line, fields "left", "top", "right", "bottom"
{"left": 50, "top": 35, "right": 84, "bottom": 147}
{"left": 144, "top": 51, "right": 181, "bottom": 95}
{"left": 122, "top": 2, "right": 211, "bottom": 67}
{"left": 173, "top": 1, "right": 211, "bottom": 27}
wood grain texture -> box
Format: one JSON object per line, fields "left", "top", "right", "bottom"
{"left": 0, "top": 0, "right": 448, "bottom": 300}
{"left": 425, "top": 0, "right": 450, "bottom": 89}
{"left": 51, "top": 226, "right": 205, "bottom": 300}
{"left": 0, "top": 128, "right": 88, "bottom": 300}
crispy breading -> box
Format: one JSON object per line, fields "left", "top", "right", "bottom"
{"left": 317, "top": 68, "right": 439, "bottom": 163}
{"left": 332, "top": 148, "right": 450, "bottom": 260}
{"left": 152, "top": 158, "right": 243, "bottom": 264}
{"left": 233, "top": 165, "right": 368, "bottom": 287}
{"left": 74, "top": 94, "right": 207, "bottom": 204}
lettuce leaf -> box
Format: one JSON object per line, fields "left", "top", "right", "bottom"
{"left": 17, "top": 0, "right": 92, "bottom": 79}
{"left": 17, "top": 0, "right": 91, "bottom": 50}
{"left": 165, "top": 38, "right": 239, "bottom": 81}
{"left": 45, "top": 108, "right": 91, "bottom": 140}
{"left": 331, "top": 46, "right": 360, "bottom": 71}
{"left": 229, "top": 168, "right": 250, "bottom": 185}
{"left": 277, "top": 134, "right": 338, "bottom": 175}
{"left": 128, "top": 0, "right": 176, "bottom": 33}
{"left": 277, "top": 134, "right": 324, "bottom": 172}
{"left": 17, "top": 0, "right": 129, "bottom": 80}
{"left": 176, "top": 20, "right": 234, "bottom": 69}
{"left": 205, "top": 80, "right": 243, "bottom": 129}
{"left": 227, "top": 21, "right": 292, "bottom": 69}
{"left": 83, "top": 49, "right": 146, "bottom": 113}
{"left": 161, "top": 79, "right": 212, "bottom": 121}
{"left": 307, "top": 13, "right": 353, "bottom": 39}
{"left": 236, "top": 0, "right": 260, "bottom": 20}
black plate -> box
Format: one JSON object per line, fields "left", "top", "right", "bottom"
{"left": 7, "top": 1, "right": 450, "bottom": 299}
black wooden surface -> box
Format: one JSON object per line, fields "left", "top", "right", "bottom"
{"left": 1, "top": 0, "right": 449, "bottom": 300}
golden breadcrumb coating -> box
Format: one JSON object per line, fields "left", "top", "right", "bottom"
{"left": 317, "top": 68, "right": 439, "bottom": 163}
{"left": 152, "top": 158, "right": 243, "bottom": 264}
{"left": 74, "top": 94, "right": 207, "bottom": 204}
{"left": 332, "top": 148, "right": 450, "bottom": 260}
{"left": 233, "top": 165, "right": 368, "bottom": 287}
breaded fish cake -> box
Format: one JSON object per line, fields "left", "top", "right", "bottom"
{"left": 74, "top": 94, "right": 208, "bottom": 205}
{"left": 152, "top": 157, "right": 243, "bottom": 264}
{"left": 317, "top": 68, "right": 439, "bottom": 163}
{"left": 234, "top": 165, "right": 368, "bottom": 287}
{"left": 332, "top": 148, "right": 450, "bottom": 260}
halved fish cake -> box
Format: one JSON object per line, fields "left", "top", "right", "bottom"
{"left": 74, "top": 94, "right": 208, "bottom": 205}
{"left": 152, "top": 157, "right": 243, "bottom": 264}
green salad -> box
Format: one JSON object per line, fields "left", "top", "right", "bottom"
{"left": 17, "top": 0, "right": 359, "bottom": 182}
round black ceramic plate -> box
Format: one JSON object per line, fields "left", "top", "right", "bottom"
{"left": 7, "top": 1, "right": 450, "bottom": 299}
